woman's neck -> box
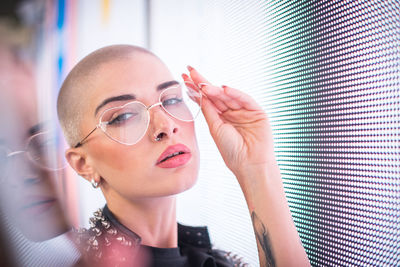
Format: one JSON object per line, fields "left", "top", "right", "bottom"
{"left": 106, "top": 195, "right": 177, "bottom": 248}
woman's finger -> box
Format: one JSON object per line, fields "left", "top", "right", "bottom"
{"left": 182, "top": 73, "right": 200, "bottom": 92}
{"left": 187, "top": 66, "right": 258, "bottom": 111}
{"left": 201, "top": 97, "right": 224, "bottom": 133}
{"left": 201, "top": 84, "right": 242, "bottom": 111}
{"left": 211, "top": 98, "right": 229, "bottom": 113}
{"left": 185, "top": 68, "right": 231, "bottom": 111}
{"left": 223, "top": 85, "right": 262, "bottom": 111}
{"left": 187, "top": 66, "right": 211, "bottom": 86}
{"left": 186, "top": 67, "right": 243, "bottom": 110}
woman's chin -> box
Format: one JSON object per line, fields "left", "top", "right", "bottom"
{"left": 15, "top": 204, "right": 69, "bottom": 241}
{"left": 155, "top": 174, "right": 198, "bottom": 197}
{"left": 174, "top": 176, "right": 198, "bottom": 195}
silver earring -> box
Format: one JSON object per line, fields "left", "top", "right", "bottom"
{"left": 154, "top": 135, "right": 161, "bottom": 142}
{"left": 91, "top": 178, "right": 99, "bottom": 189}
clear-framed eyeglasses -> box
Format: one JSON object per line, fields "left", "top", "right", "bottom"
{"left": 74, "top": 81, "right": 202, "bottom": 148}
{"left": 0, "top": 131, "right": 66, "bottom": 178}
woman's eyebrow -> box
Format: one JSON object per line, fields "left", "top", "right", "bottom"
{"left": 28, "top": 123, "right": 43, "bottom": 136}
{"left": 157, "top": 80, "right": 179, "bottom": 91}
{"left": 95, "top": 94, "right": 136, "bottom": 116}
{"left": 94, "top": 81, "right": 178, "bottom": 116}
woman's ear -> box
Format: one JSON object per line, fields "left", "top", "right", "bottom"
{"left": 65, "top": 147, "right": 99, "bottom": 183}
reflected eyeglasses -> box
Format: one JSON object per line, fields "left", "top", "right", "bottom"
{"left": 0, "top": 131, "right": 65, "bottom": 173}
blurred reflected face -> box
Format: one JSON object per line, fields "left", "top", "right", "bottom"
{"left": 2, "top": 129, "right": 68, "bottom": 241}
{"left": 80, "top": 53, "right": 200, "bottom": 201}
{"left": 0, "top": 49, "right": 68, "bottom": 241}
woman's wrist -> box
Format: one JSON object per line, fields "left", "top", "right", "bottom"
{"left": 234, "top": 160, "right": 285, "bottom": 210}
{"left": 234, "top": 160, "right": 280, "bottom": 187}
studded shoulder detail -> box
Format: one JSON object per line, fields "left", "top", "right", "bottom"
{"left": 73, "top": 208, "right": 140, "bottom": 266}
{"left": 222, "top": 251, "right": 250, "bottom": 267}
{"left": 73, "top": 207, "right": 249, "bottom": 267}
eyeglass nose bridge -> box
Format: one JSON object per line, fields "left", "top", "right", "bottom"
{"left": 147, "top": 102, "right": 163, "bottom": 111}
{"left": 146, "top": 101, "right": 177, "bottom": 122}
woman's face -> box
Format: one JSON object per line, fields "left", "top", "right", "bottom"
{"left": 3, "top": 139, "right": 69, "bottom": 241}
{"left": 80, "top": 53, "right": 200, "bottom": 201}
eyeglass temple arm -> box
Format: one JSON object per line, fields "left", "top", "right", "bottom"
{"left": 74, "top": 126, "right": 99, "bottom": 148}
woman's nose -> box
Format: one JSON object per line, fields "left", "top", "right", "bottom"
{"left": 149, "top": 106, "right": 178, "bottom": 142}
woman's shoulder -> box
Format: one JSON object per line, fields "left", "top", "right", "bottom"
{"left": 72, "top": 208, "right": 140, "bottom": 266}
{"left": 72, "top": 207, "right": 248, "bottom": 267}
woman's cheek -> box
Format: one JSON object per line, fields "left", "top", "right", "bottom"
{"left": 91, "top": 141, "right": 137, "bottom": 170}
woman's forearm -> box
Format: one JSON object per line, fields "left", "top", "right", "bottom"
{"left": 236, "top": 162, "right": 310, "bottom": 267}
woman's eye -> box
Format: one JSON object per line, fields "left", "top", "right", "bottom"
{"left": 162, "top": 97, "right": 183, "bottom": 106}
{"left": 107, "top": 112, "right": 136, "bottom": 125}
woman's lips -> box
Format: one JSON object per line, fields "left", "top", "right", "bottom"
{"left": 156, "top": 144, "right": 191, "bottom": 168}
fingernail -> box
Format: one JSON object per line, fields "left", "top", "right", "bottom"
{"left": 182, "top": 73, "right": 189, "bottom": 79}
{"left": 187, "top": 65, "right": 194, "bottom": 71}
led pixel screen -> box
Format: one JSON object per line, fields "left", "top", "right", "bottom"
{"left": 261, "top": 0, "right": 400, "bottom": 265}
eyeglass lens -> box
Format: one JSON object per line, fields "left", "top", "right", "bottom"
{"left": 26, "top": 132, "right": 64, "bottom": 170}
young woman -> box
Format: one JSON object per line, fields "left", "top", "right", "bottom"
{"left": 57, "top": 45, "right": 310, "bottom": 267}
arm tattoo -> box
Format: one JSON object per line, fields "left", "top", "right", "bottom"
{"left": 251, "top": 211, "right": 276, "bottom": 267}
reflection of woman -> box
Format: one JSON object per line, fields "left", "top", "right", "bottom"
{"left": 58, "top": 45, "right": 310, "bottom": 267}
{"left": 0, "top": 43, "right": 79, "bottom": 267}
{"left": 0, "top": 45, "right": 69, "bottom": 242}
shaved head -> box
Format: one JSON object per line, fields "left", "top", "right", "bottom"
{"left": 57, "top": 45, "right": 156, "bottom": 146}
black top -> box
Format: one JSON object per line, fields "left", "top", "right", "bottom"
{"left": 73, "top": 205, "right": 243, "bottom": 267}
